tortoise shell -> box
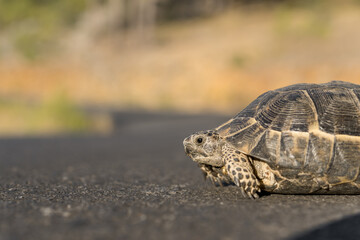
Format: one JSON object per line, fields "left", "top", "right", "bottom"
{"left": 215, "top": 81, "right": 360, "bottom": 189}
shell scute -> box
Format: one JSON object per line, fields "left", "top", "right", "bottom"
{"left": 279, "top": 131, "right": 309, "bottom": 169}
{"left": 307, "top": 88, "right": 360, "bottom": 135}
{"left": 255, "top": 90, "right": 316, "bottom": 132}
{"left": 249, "top": 129, "right": 280, "bottom": 164}
{"left": 303, "top": 131, "right": 334, "bottom": 175}
{"left": 225, "top": 122, "right": 265, "bottom": 154}
{"left": 327, "top": 136, "right": 360, "bottom": 184}
{"left": 217, "top": 117, "right": 256, "bottom": 136}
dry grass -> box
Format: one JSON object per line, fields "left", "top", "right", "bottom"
{"left": 2, "top": 4, "right": 360, "bottom": 125}
{"left": 0, "top": 95, "right": 113, "bottom": 136}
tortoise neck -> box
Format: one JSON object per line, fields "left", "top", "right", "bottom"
{"left": 221, "top": 142, "right": 235, "bottom": 153}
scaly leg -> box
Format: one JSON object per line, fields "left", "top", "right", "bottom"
{"left": 222, "top": 144, "right": 261, "bottom": 199}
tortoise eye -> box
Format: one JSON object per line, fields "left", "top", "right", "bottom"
{"left": 196, "top": 137, "right": 203, "bottom": 144}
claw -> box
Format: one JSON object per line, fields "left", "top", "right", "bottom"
{"left": 246, "top": 190, "right": 254, "bottom": 199}
{"left": 240, "top": 188, "right": 247, "bottom": 198}
{"left": 209, "top": 176, "right": 216, "bottom": 186}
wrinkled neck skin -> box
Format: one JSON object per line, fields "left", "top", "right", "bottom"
{"left": 197, "top": 142, "right": 238, "bottom": 179}
{"left": 199, "top": 141, "right": 225, "bottom": 167}
{"left": 198, "top": 141, "right": 235, "bottom": 167}
{"left": 189, "top": 141, "right": 223, "bottom": 167}
{"left": 220, "top": 142, "right": 237, "bottom": 162}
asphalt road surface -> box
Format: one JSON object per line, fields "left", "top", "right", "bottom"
{"left": 1, "top": 111, "right": 360, "bottom": 240}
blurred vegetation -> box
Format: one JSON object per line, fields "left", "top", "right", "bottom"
{"left": 0, "top": 0, "right": 344, "bottom": 60}
{"left": 1, "top": 0, "right": 360, "bottom": 135}
{"left": 274, "top": 1, "right": 331, "bottom": 39}
{"left": 0, "top": 94, "right": 112, "bottom": 135}
{"left": 231, "top": 54, "right": 247, "bottom": 68}
{"left": 40, "top": 93, "right": 91, "bottom": 132}
{"left": 0, "top": 0, "right": 86, "bottom": 26}
{"left": 0, "top": 0, "right": 86, "bottom": 59}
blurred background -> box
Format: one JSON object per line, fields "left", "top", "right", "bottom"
{"left": 1, "top": 0, "right": 360, "bottom": 135}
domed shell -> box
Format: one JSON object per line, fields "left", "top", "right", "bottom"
{"left": 216, "top": 81, "right": 360, "bottom": 184}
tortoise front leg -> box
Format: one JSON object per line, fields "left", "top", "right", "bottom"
{"left": 199, "top": 164, "right": 231, "bottom": 186}
{"left": 222, "top": 144, "right": 261, "bottom": 199}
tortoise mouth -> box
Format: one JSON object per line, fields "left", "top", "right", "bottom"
{"left": 184, "top": 145, "right": 209, "bottom": 158}
{"left": 204, "top": 163, "right": 220, "bottom": 169}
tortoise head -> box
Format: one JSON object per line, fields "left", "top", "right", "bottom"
{"left": 183, "top": 130, "right": 224, "bottom": 167}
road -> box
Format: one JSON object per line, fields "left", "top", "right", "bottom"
{"left": 1, "top": 111, "right": 360, "bottom": 240}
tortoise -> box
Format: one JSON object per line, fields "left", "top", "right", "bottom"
{"left": 183, "top": 81, "right": 360, "bottom": 199}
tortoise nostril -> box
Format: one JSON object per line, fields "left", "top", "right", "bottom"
{"left": 183, "top": 136, "right": 195, "bottom": 156}
{"left": 183, "top": 137, "right": 192, "bottom": 148}
{"left": 184, "top": 145, "right": 194, "bottom": 155}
